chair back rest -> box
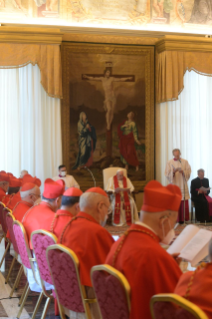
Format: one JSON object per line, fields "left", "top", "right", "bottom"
{"left": 1, "top": 207, "right": 11, "bottom": 235}
{"left": 46, "top": 244, "right": 85, "bottom": 313}
{"left": 0, "top": 202, "right": 5, "bottom": 231}
{"left": 150, "top": 294, "right": 209, "bottom": 319}
{"left": 91, "top": 264, "right": 131, "bottom": 319}
{"left": 13, "top": 220, "right": 32, "bottom": 269}
{"left": 103, "top": 167, "right": 127, "bottom": 190}
{"left": 6, "top": 213, "right": 19, "bottom": 254}
{"left": 31, "top": 230, "right": 57, "bottom": 287}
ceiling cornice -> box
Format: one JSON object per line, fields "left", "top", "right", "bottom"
{"left": 156, "top": 35, "right": 212, "bottom": 53}
{"left": 0, "top": 26, "right": 63, "bottom": 44}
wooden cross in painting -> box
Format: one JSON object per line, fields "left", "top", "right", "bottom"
{"left": 82, "top": 62, "right": 135, "bottom": 157}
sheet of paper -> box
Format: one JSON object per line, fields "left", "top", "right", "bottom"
{"left": 199, "top": 186, "right": 211, "bottom": 191}
{"left": 179, "top": 229, "right": 212, "bottom": 266}
{"left": 167, "top": 225, "right": 199, "bottom": 255}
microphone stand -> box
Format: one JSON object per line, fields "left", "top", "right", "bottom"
{"left": 84, "top": 166, "right": 96, "bottom": 187}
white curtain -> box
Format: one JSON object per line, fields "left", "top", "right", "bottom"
{"left": 156, "top": 70, "right": 212, "bottom": 194}
{"left": 0, "top": 64, "right": 62, "bottom": 187}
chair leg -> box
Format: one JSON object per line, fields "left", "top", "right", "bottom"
{"left": 18, "top": 281, "right": 29, "bottom": 306}
{"left": 40, "top": 297, "right": 52, "bottom": 319}
{"left": 15, "top": 266, "right": 23, "bottom": 291}
{"left": 16, "top": 284, "right": 30, "bottom": 318}
{"left": 0, "top": 234, "right": 4, "bottom": 244}
{"left": 0, "top": 242, "right": 10, "bottom": 269}
{"left": 5, "top": 255, "right": 16, "bottom": 284}
{"left": 9, "top": 265, "right": 23, "bottom": 298}
{"left": 58, "top": 302, "right": 67, "bottom": 319}
{"left": 31, "top": 292, "right": 44, "bottom": 319}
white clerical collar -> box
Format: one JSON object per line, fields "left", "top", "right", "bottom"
{"left": 135, "top": 221, "right": 157, "bottom": 235}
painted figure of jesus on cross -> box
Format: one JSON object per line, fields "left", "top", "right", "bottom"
{"left": 82, "top": 62, "right": 135, "bottom": 157}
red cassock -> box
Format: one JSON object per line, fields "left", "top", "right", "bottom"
{"left": 7, "top": 200, "right": 33, "bottom": 239}
{"left": 106, "top": 224, "right": 182, "bottom": 319}
{"left": 50, "top": 209, "right": 74, "bottom": 239}
{"left": 58, "top": 212, "right": 114, "bottom": 287}
{"left": 0, "top": 188, "right": 10, "bottom": 205}
{"left": 6, "top": 192, "right": 21, "bottom": 210}
{"left": 174, "top": 263, "right": 212, "bottom": 319}
{"left": 22, "top": 202, "right": 55, "bottom": 249}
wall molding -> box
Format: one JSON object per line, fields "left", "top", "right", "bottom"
{"left": 156, "top": 35, "right": 212, "bottom": 53}
{"left": 0, "top": 26, "right": 63, "bottom": 44}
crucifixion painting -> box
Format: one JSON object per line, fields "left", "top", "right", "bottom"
{"left": 82, "top": 62, "right": 135, "bottom": 157}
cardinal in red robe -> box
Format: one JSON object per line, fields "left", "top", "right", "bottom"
{"left": 58, "top": 187, "right": 114, "bottom": 319}
{"left": 0, "top": 171, "right": 10, "bottom": 204}
{"left": 6, "top": 182, "right": 41, "bottom": 239}
{"left": 106, "top": 180, "right": 183, "bottom": 319}
{"left": 50, "top": 187, "right": 83, "bottom": 238}
{"left": 7, "top": 173, "right": 41, "bottom": 210}
{"left": 22, "top": 178, "right": 64, "bottom": 248}
{"left": 174, "top": 240, "right": 212, "bottom": 319}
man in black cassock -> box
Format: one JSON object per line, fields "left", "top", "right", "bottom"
{"left": 191, "top": 169, "right": 210, "bottom": 222}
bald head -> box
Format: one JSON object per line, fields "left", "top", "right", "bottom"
{"left": 20, "top": 185, "right": 41, "bottom": 205}
{"left": 80, "top": 192, "right": 110, "bottom": 225}
{"left": 20, "top": 170, "right": 28, "bottom": 178}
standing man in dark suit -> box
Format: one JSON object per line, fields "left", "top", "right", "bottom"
{"left": 191, "top": 169, "right": 210, "bottom": 222}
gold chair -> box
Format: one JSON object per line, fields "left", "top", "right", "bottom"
{"left": 5, "top": 212, "right": 23, "bottom": 295}
{"left": 0, "top": 205, "right": 12, "bottom": 270}
{"left": 91, "top": 264, "right": 131, "bottom": 319}
{"left": 31, "top": 229, "right": 58, "bottom": 319}
{"left": 150, "top": 293, "right": 209, "bottom": 319}
{"left": 0, "top": 201, "right": 6, "bottom": 243}
{"left": 46, "top": 244, "right": 96, "bottom": 319}
{"left": 13, "top": 220, "right": 46, "bottom": 319}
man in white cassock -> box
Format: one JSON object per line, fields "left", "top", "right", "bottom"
{"left": 53, "top": 164, "right": 80, "bottom": 190}
{"left": 106, "top": 169, "right": 138, "bottom": 226}
{"left": 165, "top": 148, "right": 191, "bottom": 223}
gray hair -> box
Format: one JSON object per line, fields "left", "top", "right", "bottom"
{"left": 197, "top": 169, "right": 205, "bottom": 174}
{"left": 20, "top": 186, "right": 38, "bottom": 199}
{"left": 172, "top": 148, "right": 181, "bottom": 155}
{"left": 21, "top": 170, "right": 28, "bottom": 176}
{"left": 80, "top": 192, "right": 108, "bottom": 211}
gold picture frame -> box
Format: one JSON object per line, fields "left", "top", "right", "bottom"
{"left": 61, "top": 42, "right": 154, "bottom": 191}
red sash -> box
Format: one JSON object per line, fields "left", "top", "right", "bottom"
{"left": 113, "top": 175, "right": 132, "bottom": 225}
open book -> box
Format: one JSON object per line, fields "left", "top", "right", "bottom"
{"left": 167, "top": 225, "right": 212, "bottom": 266}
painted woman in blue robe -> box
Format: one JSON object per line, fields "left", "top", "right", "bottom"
{"left": 72, "top": 112, "right": 96, "bottom": 170}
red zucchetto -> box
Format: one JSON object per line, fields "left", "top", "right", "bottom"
{"left": 0, "top": 171, "right": 9, "bottom": 182}
{"left": 141, "top": 180, "right": 182, "bottom": 212}
{"left": 43, "top": 178, "right": 65, "bottom": 199}
{"left": 85, "top": 187, "right": 108, "bottom": 198}
{"left": 63, "top": 187, "right": 83, "bottom": 197}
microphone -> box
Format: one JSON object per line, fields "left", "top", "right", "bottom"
{"left": 179, "top": 159, "right": 181, "bottom": 163}
{"left": 84, "top": 166, "right": 96, "bottom": 187}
